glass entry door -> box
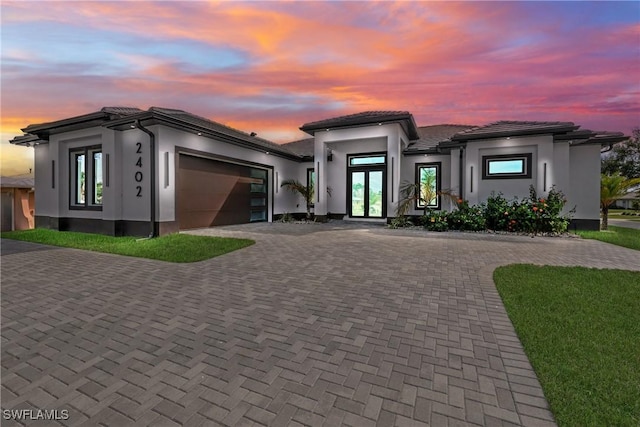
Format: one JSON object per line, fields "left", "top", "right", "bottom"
{"left": 349, "top": 169, "right": 385, "bottom": 218}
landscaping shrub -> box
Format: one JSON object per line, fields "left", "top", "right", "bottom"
{"left": 484, "top": 192, "right": 511, "bottom": 230}
{"left": 422, "top": 210, "right": 450, "bottom": 231}
{"left": 485, "top": 186, "right": 572, "bottom": 233}
{"left": 447, "top": 200, "right": 486, "bottom": 231}
{"left": 388, "top": 216, "right": 413, "bottom": 228}
{"left": 394, "top": 185, "right": 572, "bottom": 233}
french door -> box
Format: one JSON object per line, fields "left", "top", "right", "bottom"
{"left": 349, "top": 168, "right": 385, "bottom": 218}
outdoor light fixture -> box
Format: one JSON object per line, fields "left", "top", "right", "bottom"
{"left": 130, "top": 124, "right": 136, "bottom": 128}
{"left": 327, "top": 149, "right": 333, "bottom": 161}
{"left": 197, "top": 132, "right": 202, "bottom": 136}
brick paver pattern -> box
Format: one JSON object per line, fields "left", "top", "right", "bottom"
{"left": 2, "top": 222, "right": 639, "bottom": 426}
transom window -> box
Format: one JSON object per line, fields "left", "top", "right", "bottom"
{"left": 349, "top": 155, "right": 386, "bottom": 166}
{"left": 482, "top": 153, "right": 532, "bottom": 179}
{"left": 416, "top": 163, "right": 441, "bottom": 209}
{"left": 70, "top": 146, "right": 102, "bottom": 209}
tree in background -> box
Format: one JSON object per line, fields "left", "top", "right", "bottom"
{"left": 600, "top": 174, "right": 640, "bottom": 230}
{"left": 602, "top": 127, "right": 640, "bottom": 179}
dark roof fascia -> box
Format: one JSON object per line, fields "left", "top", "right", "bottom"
{"left": 402, "top": 146, "right": 447, "bottom": 156}
{"left": 105, "top": 112, "right": 304, "bottom": 162}
{"left": 21, "top": 111, "right": 114, "bottom": 140}
{"left": 451, "top": 124, "right": 579, "bottom": 142}
{"left": 575, "top": 134, "right": 629, "bottom": 146}
{"left": 301, "top": 115, "right": 420, "bottom": 140}
{"left": 9, "top": 134, "right": 43, "bottom": 146}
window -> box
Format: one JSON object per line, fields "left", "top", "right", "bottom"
{"left": 249, "top": 168, "right": 267, "bottom": 222}
{"left": 416, "top": 163, "right": 441, "bottom": 209}
{"left": 348, "top": 155, "right": 386, "bottom": 166}
{"left": 482, "top": 153, "right": 532, "bottom": 179}
{"left": 70, "top": 146, "right": 102, "bottom": 209}
{"left": 307, "top": 168, "right": 315, "bottom": 207}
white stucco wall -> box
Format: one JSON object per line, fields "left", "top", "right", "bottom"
{"left": 34, "top": 124, "right": 304, "bottom": 227}
{"left": 464, "top": 135, "right": 554, "bottom": 205}
{"left": 151, "top": 126, "right": 303, "bottom": 222}
{"left": 569, "top": 144, "right": 600, "bottom": 220}
{"left": 34, "top": 143, "right": 56, "bottom": 217}
{"left": 313, "top": 123, "right": 407, "bottom": 217}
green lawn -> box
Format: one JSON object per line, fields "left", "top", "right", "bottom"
{"left": 494, "top": 265, "right": 640, "bottom": 427}
{"left": 1, "top": 229, "right": 254, "bottom": 262}
{"left": 576, "top": 226, "right": 640, "bottom": 251}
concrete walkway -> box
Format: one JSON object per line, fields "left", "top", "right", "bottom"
{"left": 1, "top": 223, "right": 639, "bottom": 426}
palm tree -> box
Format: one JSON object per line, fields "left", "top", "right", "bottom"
{"left": 600, "top": 174, "right": 640, "bottom": 230}
{"left": 280, "top": 179, "right": 314, "bottom": 219}
{"left": 395, "top": 179, "right": 457, "bottom": 218}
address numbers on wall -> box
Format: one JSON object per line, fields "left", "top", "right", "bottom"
{"left": 135, "top": 142, "right": 143, "bottom": 197}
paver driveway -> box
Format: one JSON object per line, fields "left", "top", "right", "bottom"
{"left": 2, "top": 223, "right": 639, "bottom": 426}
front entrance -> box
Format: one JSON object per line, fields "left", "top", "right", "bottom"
{"left": 347, "top": 154, "right": 386, "bottom": 218}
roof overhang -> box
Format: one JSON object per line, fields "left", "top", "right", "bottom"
{"left": 300, "top": 113, "right": 420, "bottom": 140}
{"left": 450, "top": 124, "right": 579, "bottom": 142}
{"left": 105, "top": 110, "right": 303, "bottom": 161}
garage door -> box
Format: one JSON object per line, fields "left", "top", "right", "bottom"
{"left": 177, "top": 154, "right": 268, "bottom": 229}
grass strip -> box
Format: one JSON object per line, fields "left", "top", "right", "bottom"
{"left": 494, "top": 265, "right": 640, "bottom": 426}
{"left": 1, "top": 229, "right": 254, "bottom": 263}
{"left": 575, "top": 226, "right": 640, "bottom": 251}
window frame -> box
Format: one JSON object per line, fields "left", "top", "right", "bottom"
{"left": 348, "top": 154, "right": 386, "bottom": 167}
{"left": 482, "top": 153, "right": 532, "bottom": 180}
{"left": 415, "top": 162, "right": 441, "bottom": 210}
{"left": 307, "top": 168, "right": 315, "bottom": 208}
{"left": 69, "top": 145, "right": 103, "bottom": 211}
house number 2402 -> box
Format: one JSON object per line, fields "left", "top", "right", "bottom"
{"left": 135, "top": 142, "right": 143, "bottom": 197}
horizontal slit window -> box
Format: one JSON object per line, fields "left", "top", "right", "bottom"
{"left": 482, "top": 153, "right": 532, "bottom": 179}
{"left": 349, "top": 155, "right": 386, "bottom": 166}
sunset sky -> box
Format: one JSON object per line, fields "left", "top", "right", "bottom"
{"left": 2, "top": 1, "right": 639, "bottom": 176}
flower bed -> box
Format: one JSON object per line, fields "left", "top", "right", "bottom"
{"left": 391, "top": 185, "right": 574, "bottom": 234}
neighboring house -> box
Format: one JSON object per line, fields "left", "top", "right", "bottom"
{"left": 613, "top": 189, "right": 640, "bottom": 210}
{"left": 10, "top": 107, "right": 627, "bottom": 235}
{"left": 1, "top": 176, "right": 35, "bottom": 232}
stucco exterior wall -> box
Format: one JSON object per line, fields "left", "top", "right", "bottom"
{"left": 33, "top": 124, "right": 304, "bottom": 233}
{"left": 464, "top": 135, "right": 553, "bottom": 205}
{"left": 569, "top": 144, "right": 600, "bottom": 221}
{"left": 313, "top": 123, "right": 406, "bottom": 218}
{"left": 153, "top": 126, "right": 303, "bottom": 222}
{"left": 34, "top": 143, "right": 56, "bottom": 217}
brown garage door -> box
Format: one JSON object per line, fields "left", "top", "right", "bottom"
{"left": 177, "top": 154, "right": 268, "bottom": 229}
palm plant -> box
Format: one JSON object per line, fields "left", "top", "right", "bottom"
{"left": 280, "top": 179, "right": 314, "bottom": 219}
{"left": 280, "top": 179, "right": 331, "bottom": 220}
{"left": 395, "top": 180, "right": 457, "bottom": 218}
{"left": 600, "top": 173, "right": 640, "bottom": 230}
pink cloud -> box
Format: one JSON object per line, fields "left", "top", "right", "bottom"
{"left": 2, "top": 0, "right": 638, "bottom": 154}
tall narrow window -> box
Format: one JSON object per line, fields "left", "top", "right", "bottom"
{"left": 93, "top": 151, "right": 103, "bottom": 204}
{"left": 416, "top": 163, "right": 441, "bottom": 209}
{"left": 307, "top": 168, "right": 315, "bottom": 208}
{"left": 70, "top": 146, "right": 102, "bottom": 209}
{"left": 75, "top": 152, "right": 86, "bottom": 204}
